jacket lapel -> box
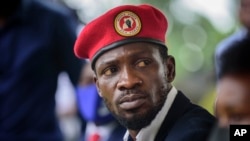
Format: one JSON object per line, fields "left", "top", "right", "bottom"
{"left": 154, "top": 91, "right": 191, "bottom": 141}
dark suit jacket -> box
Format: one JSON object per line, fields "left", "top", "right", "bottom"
{"left": 154, "top": 91, "right": 215, "bottom": 141}
{"left": 107, "top": 123, "right": 126, "bottom": 141}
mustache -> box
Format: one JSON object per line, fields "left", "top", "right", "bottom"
{"left": 118, "top": 89, "right": 148, "bottom": 104}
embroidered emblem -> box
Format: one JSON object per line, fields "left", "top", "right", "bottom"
{"left": 114, "top": 11, "right": 141, "bottom": 36}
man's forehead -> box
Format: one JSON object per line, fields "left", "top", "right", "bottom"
{"left": 94, "top": 43, "right": 159, "bottom": 66}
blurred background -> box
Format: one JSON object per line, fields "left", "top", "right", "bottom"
{"left": 49, "top": 0, "right": 240, "bottom": 140}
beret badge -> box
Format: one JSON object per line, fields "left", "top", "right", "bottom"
{"left": 114, "top": 11, "right": 141, "bottom": 37}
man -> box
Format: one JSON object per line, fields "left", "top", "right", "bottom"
{"left": 0, "top": 0, "right": 82, "bottom": 140}
{"left": 208, "top": 1, "right": 250, "bottom": 141}
{"left": 74, "top": 4, "right": 215, "bottom": 141}
{"left": 199, "top": 0, "right": 250, "bottom": 119}
{"left": 215, "top": 0, "right": 250, "bottom": 66}
{"left": 209, "top": 35, "right": 250, "bottom": 141}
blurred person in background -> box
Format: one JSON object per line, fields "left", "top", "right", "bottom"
{"left": 215, "top": 0, "right": 250, "bottom": 58}
{"left": 0, "top": 0, "right": 82, "bottom": 140}
{"left": 74, "top": 4, "right": 215, "bottom": 141}
{"left": 208, "top": 33, "right": 250, "bottom": 141}
{"left": 76, "top": 62, "right": 126, "bottom": 141}
{"left": 199, "top": 0, "right": 250, "bottom": 117}
{"left": 208, "top": 1, "right": 250, "bottom": 140}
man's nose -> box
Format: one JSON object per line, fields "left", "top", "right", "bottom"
{"left": 117, "top": 67, "right": 142, "bottom": 90}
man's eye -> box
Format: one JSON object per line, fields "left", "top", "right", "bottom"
{"left": 137, "top": 60, "right": 150, "bottom": 67}
{"left": 103, "top": 67, "right": 117, "bottom": 76}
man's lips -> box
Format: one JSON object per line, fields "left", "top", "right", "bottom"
{"left": 119, "top": 94, "right": 147, "bottom": 110}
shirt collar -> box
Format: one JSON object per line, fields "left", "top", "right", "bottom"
{"left": 123, "top": 86, "right": 178, "bottom": 141}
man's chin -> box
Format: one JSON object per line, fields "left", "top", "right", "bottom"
{"left": 118, "top": 116, "right": 152, "bottom": 130}
{"left": 115, "top": 109, "right": 159, "bottom": 130}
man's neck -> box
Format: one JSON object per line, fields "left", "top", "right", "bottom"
{"left": 128, "top": 129, "right": 140, "bottom": 141}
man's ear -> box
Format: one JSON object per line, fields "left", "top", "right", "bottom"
{"left": 94, "top": 74, "right": 103, "bottom": 97}
{"left": 165, "top": 55, "right": 176, "bottom": 82}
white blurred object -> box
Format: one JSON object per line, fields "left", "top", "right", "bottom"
{"left": 181, "top": 0, "right": 235, "bottom": 33}
{"left": 55, "top": 72, "right": 81, "bottom": 141}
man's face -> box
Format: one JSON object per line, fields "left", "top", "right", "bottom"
{"left": 240, "top": 0, "right": 250, "bottom": 29}
{"left": 216, "top": 74, "right": 250, "bottom": 127}
{"left": 94, "top": 42, "right": 175, "bottom": 130}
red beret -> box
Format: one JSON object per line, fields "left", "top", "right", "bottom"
{"left": 74, "top": 4, "right": 168, "bottom": 68}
